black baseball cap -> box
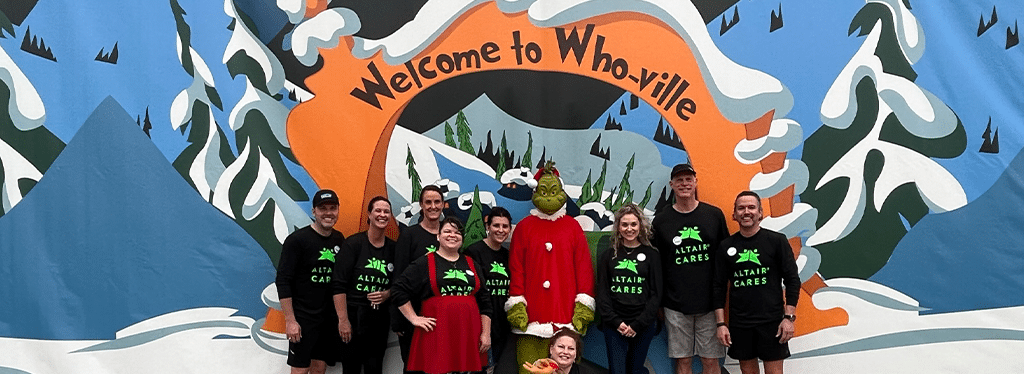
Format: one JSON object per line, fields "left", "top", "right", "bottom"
{"left": 671, "top": 163, "right": 696, "bottom": 178}
{"left": 312, "top": 189, "right": 339, "bottom": 207}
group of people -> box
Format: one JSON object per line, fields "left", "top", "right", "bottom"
{"left": 274, "top": 162, "right": 801, "bottom": 374}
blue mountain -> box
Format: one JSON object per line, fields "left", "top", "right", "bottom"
{"left": 870, "top": 146, "right": 1024, "bottom": 314}
{"left": 0, "top": 97, "right": 276, "bottom": 340}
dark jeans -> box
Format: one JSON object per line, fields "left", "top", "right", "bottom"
{"left": 602, "top": 322, "right": 659, "bottom": 374}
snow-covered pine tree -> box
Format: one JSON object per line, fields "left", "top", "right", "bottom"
{"left": 0, "top": 44, "right": 64, "bottom": 217}
{"left": 209, "top": 0, "right": 311, "bottom": 266}
{"left": 407, "top": 146, "right": 422, "bottom": 202}
{"left": 801, "top": 0, "right": 967, "bottom": 278}
{"left": 169, "top": 0, "right": 234, "bottom": 202}
{"left": 522, "top": 131, "right": 533, "bottom": 168}
{"left": 444, "top": 121, "right": 456, "bottom": 148}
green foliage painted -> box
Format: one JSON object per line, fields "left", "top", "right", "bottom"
{"left": 849, "top": 3, "right": 917, "bottom": 81}
{"left": 522, "top": 131, "right": 533, "bottom": 168}
{"left": 578, "top": 171, "right": 594, "bottom": 205}
{"left": 444, "top": 121, "right": 456, "bottom": 148}
{"left": 639, "top": 182, "right": 653, "bottom": 210}
{"left": 455, "top": 111, "right": 474, "bottom": 154}
{"left": 407, "top": 146, "right": 422, "bottom": 202}
{"left": 463, "top": 186, "right": 486, "bottom": 249}
{"left": 496, "top": 131, "right": 508, "bottom": 179}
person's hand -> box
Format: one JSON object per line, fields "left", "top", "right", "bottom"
{"left": 507, "top": 302, "right": 529, "bottom": 331}
{"left": 367, "top": 290, "right": 390, "bottom": 307}
{"left": 410, "top": 315, "right": 437, "bottom": 332}
{"left": 571, "top": 301, "right": 594, "bottom": 334}
{"left": 618, "top": 323, "right": 637, "bottom": 338}
{"left": 286, "top": 319, "right": 302, "bottom": 343}
{"left": 522, "top": 358, "right": 559, "bottom": 374}
{"left": 777, "top": 318, "right": 795, "bottom": 343}
{"left": 716, "top": 325, "right": 731, "bottom": 347}
{"left": 479, "top": 332, "right": 491, "bottom": 353}
{"left": 338, "top": 318, "right": 352, "bottom": 343}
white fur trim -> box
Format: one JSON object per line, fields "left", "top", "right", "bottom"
{"left": 527, "top": 179, "right": 538, "bottom": 188}
{"left": 512, "top": 322, "right": 576, "bottom": 338}
{"left": 543, "top": 281, "right": 550, "bottom": 288}
{"left": 530, "top": 206, "right": 567, "bottom": 221}
{"left": 575, "top": 293, "right": 596, "bottom": 310}
{"left": 505, "top": 296, "right": 527, "bottom": 311}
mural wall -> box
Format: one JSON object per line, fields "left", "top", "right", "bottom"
{"left": 2, "top": 0, "right": 1023, "bottom": 372}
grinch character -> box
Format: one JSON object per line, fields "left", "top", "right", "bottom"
{"left": 506, "top": 161, "right": 595, "bottom": 374}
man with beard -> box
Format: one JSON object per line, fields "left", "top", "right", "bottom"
{"left": 713, "top": 191, "right": 800, "bottom": 374}
{"left": 277, "top": 189, "right": 347, "bottom": 374}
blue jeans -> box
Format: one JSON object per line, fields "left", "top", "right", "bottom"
{"left": 603, "top": 322, "right": 659, "bottom": 374}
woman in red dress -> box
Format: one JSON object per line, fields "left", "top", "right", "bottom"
{"left": 391, "top": 216, "right": 492, "bottom": 373}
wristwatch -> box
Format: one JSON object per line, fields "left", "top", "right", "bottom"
{"left": 783, "top": 314, "right": 796, "bottom": 322}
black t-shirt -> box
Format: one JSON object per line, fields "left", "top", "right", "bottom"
{"left": 713, "top": 228, "right": 800, "bottom": 328}
{"left": 275, "top": 226, "right": 346, "bottom": 320}
{"left": 652, "top": 202, "right": 729, "bottom": 314}
{"left": 333, "top": 231, "right": 396, "bottom": 307}
{"left": 463, "top": 240, "right": 511, "bottom": 319}
{"left": 390, "top": 253, "right": 493, "bottom": 318}
{"left": 596, "top": 244, "right": 662, "bottom": 332}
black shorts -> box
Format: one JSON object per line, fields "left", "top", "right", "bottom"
{"left": 727, "top": 321, "right": 790, "bottom": 362}
{"left": 288, "top": 315, "right": 341, "bottom": 368}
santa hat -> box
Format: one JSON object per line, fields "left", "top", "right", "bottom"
{"left": 528, "top": 161, "right": 559, "bottom": 188}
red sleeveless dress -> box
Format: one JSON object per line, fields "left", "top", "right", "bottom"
{"left": 407, "top": 253, "right": 486, "bottom": 373}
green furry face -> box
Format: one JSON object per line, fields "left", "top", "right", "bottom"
{"left": 533, "top": 174, "right": 567, "bottom": 215}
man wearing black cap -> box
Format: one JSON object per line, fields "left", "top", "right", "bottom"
{"left": 652, "top": 164, "right": 730, "bottom": 374}
{"left": 276, "top": 189, "right": 346, "bottom": 374}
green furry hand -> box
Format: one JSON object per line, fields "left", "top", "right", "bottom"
{"left": 571, "top": 301, "right": 595, "bottom": 335}
{"left": 507, "top": 302, "right": 529, "bottom": 331}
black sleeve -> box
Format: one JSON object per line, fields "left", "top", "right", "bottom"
{"left": 595, "top": 247, "right": 622, "bottom": 329}
{"left": 332, "top": 235, "right": 359, "bottom": 295}
{"left": 390, "top": 255, "right": 432, "bottom": 310}
{"left": 632, "top": 248, "right": 662, "bottom": 332}
{"left": 778, "top": 235, "right": 801, "bottom": 307}
{"left": 650, "top": 217, "right": 666, "bottom": 252}
{"left": 275, "top": 233, "right": 300, "bottom": 300}
{"left": 393, "top": 228, "right": 414, "bottom": 284}
{"left": 712, "top": 238, "right": 730, "bottom": 310}
{"left": 472, "top": 258, "right": 493, "bottom": 318}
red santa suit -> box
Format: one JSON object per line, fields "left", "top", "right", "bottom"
{"left": 506, "top": 206, "right": 595, "bottom": 337}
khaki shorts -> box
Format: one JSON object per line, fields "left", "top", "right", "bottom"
{"left": 664, "top": 308, "right": 726, "bottom": 359}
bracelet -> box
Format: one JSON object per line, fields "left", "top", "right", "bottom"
{"left": 716, "top": 322, "right": 727, "bottom": 327}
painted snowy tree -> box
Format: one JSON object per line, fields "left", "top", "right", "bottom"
{"left": 522, "top": 131, "right": 533, "bottom": 168}
{"left": 801, "top": 0, "right": 967, "bottom": 278}
{"left": 0, "top": 42, "right": 63, "bottom": 217}
{"left": 209, "top": 0, "right": 310, "bottom": 266}
{"left": 444, "top": 121, "right": 456, "bottom": 148}
{"left": 169, "top": 0, "right": 234, "bottom": 203}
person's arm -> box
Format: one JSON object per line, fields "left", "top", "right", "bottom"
{"left": 276, "top": 234, "right": 302, "bottom": 343}
{"left": 398, "top": 301, "right": 436, "bottom": 332}
{"left": 777, "top": 234, "right": 800, "bottom": 343}
{"left": 631, "top": 248, "right": 662, "bottom": 332}
{"left": 715, "top": 307, "right": 730, "bottom": 346}
{"left": 479, "top": 314, "right": 492, "bottom": 353}
{"left": 333, "top": 293, "right": 352, "bottom": 343}
{"left": 595, "top": 248, "right": 621, "bottom": 329}
{"left": 391, "top": 229, "right": 414, "bottom": 332}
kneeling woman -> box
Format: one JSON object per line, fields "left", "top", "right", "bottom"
{"left": 391, "top": 216, "right": 492, "bottom": 373}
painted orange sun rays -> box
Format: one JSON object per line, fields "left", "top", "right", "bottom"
{"left": 287, "top": 2, "right": 847, "bottom": 335}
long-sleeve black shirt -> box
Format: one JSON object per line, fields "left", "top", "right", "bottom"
{"left": 390, "top": 224, "right": 439, "bottom": 331}
{"left": 652, "top": 202, "right": 729, "bottom": 315}
{"left": 713, "top": 228, "right": 800, "bottom": 328}
{"left": 333, "top": 231, "right": 396, "bottom": 307}
{"left": 390, "top": 253, "right": 493, "bottom": 318}
{"left": 275, "top": 226, "right": 346, "bottom": 320}
{"left": 596, "top": 244, "right": 662, "bottom": 333}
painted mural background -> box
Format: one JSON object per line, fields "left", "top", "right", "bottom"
{"left": 1, "top": 0, "right": 1023, "bottom": 372}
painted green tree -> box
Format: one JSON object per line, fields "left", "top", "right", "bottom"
{"left": 444, "top": 121, "right": 456, "bottom": 148}
{"left": 522, "top": 131, "right": 533, "bottom": 168}
{"left": 605, "top": 154, "right": 635, "bottom": 211}
{"left": 463, "top": 186, "right": 486, "bottom": 249}
{"left": 406, "top": 146, "right": 422, "bottom": 202}
{"left": 455, "top": 110, "right": 474, "bottom": 154}
{"left": 496, "top": 131, "right": 508, "bottom": 179}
